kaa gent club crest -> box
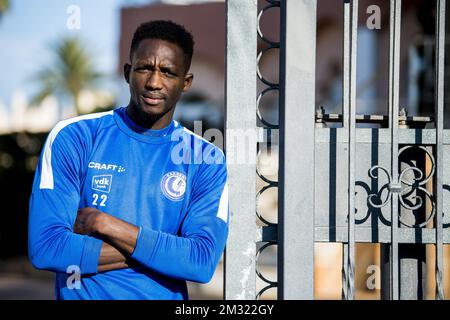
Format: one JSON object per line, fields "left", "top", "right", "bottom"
{"left": 161, "top": 171, "right": 186, "bottom": 201}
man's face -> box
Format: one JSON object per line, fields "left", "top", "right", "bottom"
{"left": 125, "top": 38, "right": 193, "bottom": 128}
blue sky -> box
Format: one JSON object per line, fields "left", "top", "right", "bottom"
{"left": 0, "top": 0, "right": 153, "bottom": 107}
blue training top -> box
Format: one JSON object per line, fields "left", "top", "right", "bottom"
{"left": 28, "top": 107, "right": 229, "bottom": 300}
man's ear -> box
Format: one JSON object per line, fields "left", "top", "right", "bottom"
{"left": 123, "top": 63, "right": 131, "bottom": 83}
{"left": 183, "top": 73, "right": 194, "bottom": 92}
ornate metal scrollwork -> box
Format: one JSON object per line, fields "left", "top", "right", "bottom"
{"left": 368, "top": 145, "right": 436, "bottom": 228}
{"left": 256, "top": 0, "right": 280, "bottom": 300}
{"left": 255, "top": 242, "right": 277, "bottom": 300}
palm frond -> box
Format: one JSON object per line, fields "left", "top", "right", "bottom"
{"left": 0, "top": 0, "right": 10, "bottom": 13}
{"left": 30, "top": 36, "right": 103, "bottom": 114}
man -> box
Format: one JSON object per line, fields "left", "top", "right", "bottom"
{"left": 28, "top": 20, "right": 229, "bottom": 300}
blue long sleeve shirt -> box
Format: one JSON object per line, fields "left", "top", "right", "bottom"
{"left": 28, "top": 107, "right": 229, "bottom": 300}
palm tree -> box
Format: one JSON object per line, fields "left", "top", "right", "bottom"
{"left": 0, "top": 0, "right": 10, "bottom": 21}
{"left": 31, "top": 36, "right": 102, "bottom": 116}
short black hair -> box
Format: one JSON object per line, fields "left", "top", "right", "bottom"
{"left": 130, "top": 20, "right": 194, "bottom": 72}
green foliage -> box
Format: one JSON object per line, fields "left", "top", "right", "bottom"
{"left": 0, "top": 0, "right": 9, "bottom": 13}
{"left": 31, "top": 36, "right": 103, "bottom": 115}
{"left": 0, "top": 0, "right": 9, "bottom": 21}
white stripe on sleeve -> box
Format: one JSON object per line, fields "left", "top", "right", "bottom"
{"left": 216, "top": 182, "right": 229, "bottom": 223}
{"left": 39, "top": 111, "right": 113, "bottom": 189}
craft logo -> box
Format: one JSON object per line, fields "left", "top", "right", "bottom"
{"left": 161, "top": 171, "right": 186, "bottom": 201}
{"left": 91, "top": 175, "right": 112, "bottom": 193}
{"left": 88, "top": 162, "right": 125, "bottom": 173}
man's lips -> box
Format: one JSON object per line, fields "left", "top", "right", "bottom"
{"left": 141, "top": 94, "right": 165, "bottom": 105}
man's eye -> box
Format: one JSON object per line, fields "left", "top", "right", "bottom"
{"left": 162, "top": 70, "right": 175, "bottom": 77}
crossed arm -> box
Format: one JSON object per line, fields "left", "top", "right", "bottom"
{"left": 74, "top": 207, "right": 139, "bottom": 272}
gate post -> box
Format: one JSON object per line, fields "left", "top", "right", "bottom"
{"left": 278, "top": 0, "right": 317, "bottom": 300}
{"left": 224, "top": 0, "right": 258, "bottom": 300}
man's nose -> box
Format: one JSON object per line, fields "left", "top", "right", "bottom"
{"left": 145, "top": 71, "right": 163, "bottom": 90}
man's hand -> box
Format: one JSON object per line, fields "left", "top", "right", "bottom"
{"left": 74, "top": 207, "right": 104, "bottom": 236}
{"left": 75, "top": 207, "right": 139, "bottom": 256}
{"left": 74, "top": 207, "right": 140, "bottom": 272}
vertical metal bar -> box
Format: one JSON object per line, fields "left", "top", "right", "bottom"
{"left": 434, "top": 0, "right": 446, "bottom": 301}
{"left": 388, "top": 0, "right": 401, "bottom": 300}
{"left": 342, "top": 0, "right": 358, "bottom": 300}
{"left": 342, "top": 0, "right": 350, "bottom": 132}
{"left": 342, "top": 243, "right": 349, "bottom": 299}
{"left": 279, "top": 0, "right": 316, "bottom": 300}
{"left": 343, "top": 1, "right": 350, "bottom": 130}
{"left": 398, "top": 149, "right": 426, "bottom": 300}
{"left": 224, "top": 0, "right": 258, "bottom": 300}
